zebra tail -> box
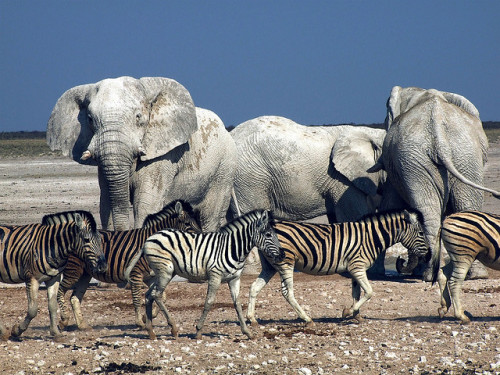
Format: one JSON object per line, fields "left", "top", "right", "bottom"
{"left": 124, "top": 246, "right": 144, "bottom": 283}
{"left": 430, "top": 228, "right": 442, "bottom": 285}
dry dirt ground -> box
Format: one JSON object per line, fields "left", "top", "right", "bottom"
{"left": 0, "top": 144, "right": 500, "bottom": 375}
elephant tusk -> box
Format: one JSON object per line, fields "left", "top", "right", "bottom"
{"left": 81, "top": 150, "right": 92, "bottom": 160}
{"left": 138, "top": 147, "right": 146, "bottom": 157}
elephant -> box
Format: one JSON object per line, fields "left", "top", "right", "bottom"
{"left": 47, "top": 76, "right": 236, "bottom": 232}
{"left": 370, "top": 86, "right": 500, "bottom": 281}
{"left": 229, "top": 116, "right": 388, "bottom": 223}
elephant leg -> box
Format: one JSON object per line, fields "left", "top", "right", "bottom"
{"left": 247, "top": 256, "right": 278, "bottom": 326}
{"left": 195, "top": 275, "right": 223, "bottom": 339}
{"left": 437, "top": 263, "right": 452, "bottom": 318}
{"left": 279, "top": 268, "right": 314, "bottom": 325}
{"left": 45, "top": 276, "right": 63, "bottom": 339}
{"left": 228, "top": 277, "right": 252, "bottom": 339}
{"left": 69, "top": 274, "right": 93, "bottom": 330}
{"left": 12, "top": 278, "right": 40, "bottom": 338}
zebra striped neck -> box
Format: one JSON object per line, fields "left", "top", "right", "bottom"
{"left": 358, "top": 211, "right": 411, "bottom": 252}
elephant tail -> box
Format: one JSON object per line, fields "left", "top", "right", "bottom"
{"left": 231, "top": 187, "right": 242, "bottom": 217}
{"left": 434, "top": 113, "right": 500, "bottom": 199}
{"left": 439, "top": 153, "right": 500, "bottom": 199}
{"left": 124, "top": 246, "right": 144, "bottom": 283}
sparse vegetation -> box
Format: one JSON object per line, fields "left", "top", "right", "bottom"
{"left": 2, "top": 123, "right": 500, "bottom": 158}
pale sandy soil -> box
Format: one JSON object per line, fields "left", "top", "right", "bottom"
{"left": 0, "top": 143, "right": 499, "bottom": 374}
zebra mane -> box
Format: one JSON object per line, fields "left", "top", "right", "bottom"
{"left": 42, "top": 210, "right": 98, "bottom": 231}
{"left": 220, "top": 210, "right": 273, "bottom": 233}
{"left": 359, "top": 209, "right": 423, "bottom": 224}
{"left": 141, "top": 200, "right": 198, "bottom": 229}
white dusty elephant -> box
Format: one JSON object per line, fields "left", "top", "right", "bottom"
{"left": 371, "top": 86, "right": 500, "bottom": 281}
{"left": 47, "top": 76, "right": 236, "bottom": 231}
{"left": 230, "top": 116, "right": 388, "bottom": 223}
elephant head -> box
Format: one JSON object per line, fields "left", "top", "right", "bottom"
{"left": 331, "top": 126, "right": 386, "bottom": 198}
{"left": 385, "top": 86, "right": 481, "bottom": 129}
{"left": 47, "top": 76, "right": 198, "bottom": 230}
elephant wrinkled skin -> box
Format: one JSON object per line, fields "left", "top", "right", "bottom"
{"left": 373, "top": 86, "right": 500, "bottom": 281}
{"left": 230, "top": 116, "right": 388, "bottom": 223}
{"left": 47, "top": 76, "right": 236, "bottom": 231}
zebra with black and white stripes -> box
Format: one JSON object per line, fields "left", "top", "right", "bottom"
{"left": 55, "top": 200, "right": 201, "bottom": 331}
{"left": 0, "top": 210, "right": 105, "bottom": 340}
{"left": 437, "top": 210, "right": 500, "bottom": 323}
{"left": 124, "top": 209, "right": 284, "bottom": 340}
{"left": 247, "top": 210, "right": 430, "bottom": 325}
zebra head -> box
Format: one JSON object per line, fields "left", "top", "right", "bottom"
{"left": 142, "top": 200, "right": 202, "bottom": 234}
{"left": 43, "top": 210, "right": 107, "bottom": 273}
{"left": 253, "top": 210, "right": 284, "bottom": 263}
{"left": 396, "top": 210, "right": 430, "bottom": 274}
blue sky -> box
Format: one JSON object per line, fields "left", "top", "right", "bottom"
{"left": 1, "top": 1, "right": 499, "bottom": 132}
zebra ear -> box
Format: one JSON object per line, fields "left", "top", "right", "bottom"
{"left": 74, "top": 213, "right": 84, "bottom": 229}
{"left": 175, "top": 201, "right": 184, "bottom": 215}
{"left": 403, "top": 210, "right": 418, "bottom": 225}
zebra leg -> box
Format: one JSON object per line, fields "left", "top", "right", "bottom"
{"left": 195, "top": 275, "right": 222, "bottom": 339}
{"left": 57, "top": 279, "right": 71, "bottom": 330}
{"left": 247, "top": 256, "right": 278, "bottom": 326}
{"left": 279, "top": 267, "right": 314, "bottom": 325}
{"left": 145, "top": 270, "right": 177, "bottom": 339}
{"left": 343, "top": 270, "right": 372, "bottom": 321}
{"left": 69, "top": 274, "right": 93, "bottom": 330}
{"left": 130, "top": 265, "right": 148, "bottom": 329}
{"left": 228, "top": 277, "right": 252, "bottom": 339}
{"left": 447, "top": 258, "right": 473, "bottom": 324}
{"left": 45, "top": 276, "right": 64, "bottom": 339}
{"left": 12, "top": 278, "right": 40, "bottom": 338}
{"left": 437, "top": 263, "right": 452, "bottom": 318}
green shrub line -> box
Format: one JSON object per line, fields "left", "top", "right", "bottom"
{"left": 1, "top": 122, "right": 499, "bottom": 158}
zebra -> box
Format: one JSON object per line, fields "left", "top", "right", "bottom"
{"left": 246, "top": 210, "right": 430, "bottom": 326}
{"left": 124, "top": 209, "right": 284, "bottom": 340}
{"left": 0, "top": 210, "right": 105, "bottom": 340}
{"left": 55, "top": 200, "right": 201, "bottom": 331}
{"left": 437, "top": 210, "right": 500, "bottom": 323}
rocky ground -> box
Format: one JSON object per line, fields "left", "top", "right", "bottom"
{"left": 0, "top": 143, "right": 499, "bottom": 374}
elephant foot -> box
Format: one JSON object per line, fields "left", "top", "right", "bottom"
{"left": 466, "top": 261, "right": 488, "bottom": 280}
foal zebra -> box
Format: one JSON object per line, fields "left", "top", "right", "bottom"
{"left": 437, "top": 210, "right": 500, "bottom": 323}
{"left": 125, "top": 210, "right": 284, "bottom": 340}
{"left": 247, "top": 210, "right": 429, "bottom": 325}
{"left": 0, "top": 211, "right": 105, "bottom": 340}
{"left": 55, "top": 200, "right": 201, "bottom": 330}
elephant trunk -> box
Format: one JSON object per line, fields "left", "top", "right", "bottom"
{"left": 98, "top": 151, "right": 134, "bottom": 231}
{"left": 396, "top": 254, "right": 420, "bottom": 274}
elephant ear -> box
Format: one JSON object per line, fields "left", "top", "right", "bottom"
{"left": 385, "top": 86, "right": 402, "bottom": 129}
{"left": 441, "top": 91, "right": 480, "bottom": 120}
{"left": 46, "top": 84, "right": 97, "bottom": 165}
{"left": 139, "top": 77, "right": 198, "bottom": 161}
{"left": 331, "top": 128, "right": 385, "bottom": 196}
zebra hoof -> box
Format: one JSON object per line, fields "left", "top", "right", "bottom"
{"left": 438, "top": 307, "right": 448, "bottom": 319}
{"left": 342, "top": 307, "right": 353, "bottom": 319}
{"left": 249, "top": 319, "right": 259, "bottom": 327}
{"left": 147, "top": 330, "right": 157, "bottom": 340}
{"left": 0, "top": 330, "right": 10, "bottom": 341}
{"left": 305, "top": 320, "right": 315, "bottom": 327}
{"left": 10, "top": 324, "right": 22, "bottom": 338}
